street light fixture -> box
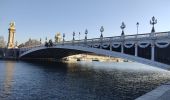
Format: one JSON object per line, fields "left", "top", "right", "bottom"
{"left": 85, "top": 29, "right": 88, "bottom": 40}
{"left": 63, "top": 33, "right": 65, "bottom": 41}
{"left": 120, "top": 22, "right": 126, "bottom": 36}
{"left": 136, "top": 22, "right": 139, "bottom": 35}
{"left": 150, "top": 16, "right": 157, "bottom": 33}
{"left": 73, "top": 32, "right": 75, "bottom": 41}
{"left": 40, "top": 38, "right": 41, "bottom": 44}
{"left": 100, "top": 26, "right": 104, "bottom": 38}
{"left": 63, "top": 33, "right": 65, "bottom": 45}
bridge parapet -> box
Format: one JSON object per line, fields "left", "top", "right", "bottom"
{"left": 20, "top": 31, "right": 170, "bottom": 49}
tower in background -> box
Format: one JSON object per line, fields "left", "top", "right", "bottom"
{"left": 7, "top": 21, "right": 16, "bottom": 49}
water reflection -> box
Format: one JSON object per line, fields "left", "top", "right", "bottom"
{"left": 0, "top": 61, "right": 170, "bottom": 100}
{"left": 2, "top": 61, "right": 15, "bottom": 98}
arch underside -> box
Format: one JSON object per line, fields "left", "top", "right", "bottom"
{"left": 20, "top": 45, "right": 170, "bottom": 70}
{"left": 20, "top": 47, "right": 90, "bottom": 59}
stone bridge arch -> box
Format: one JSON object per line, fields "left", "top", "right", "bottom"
{"left": 19, "top": 45, "right": 170, "bottom": 70}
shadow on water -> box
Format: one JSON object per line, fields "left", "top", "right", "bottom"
{"left": 21, "top": 60, "right": 69, "bottom": 71}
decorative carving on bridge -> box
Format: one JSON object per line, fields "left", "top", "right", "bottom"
{"left": 112, "top": 43, "right": 121, "bottom": 48}
{"left": 155, "top": 41, "right": 170, "bottom": 48}
{"left": 138, "top": 42, "right": 150, "bottom": 48}
{"left": 102, "top": 44, "right": 110, "bottom": 48}
{"left": 124, "top": 43, "right": 135, "bottom": 48}
{"left": 93, "top": 43, "right": 100, "bottom": 48}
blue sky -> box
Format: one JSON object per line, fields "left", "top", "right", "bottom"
{"left": 0, "top": 0, "right": 170, "bottom": 44}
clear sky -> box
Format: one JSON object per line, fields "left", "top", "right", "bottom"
{"left": 0, "top": 0, "right": 170, "bottom": 44}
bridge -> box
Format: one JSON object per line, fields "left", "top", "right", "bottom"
{"left": 0, "top": 48, "right": 19, "bottom": 59}
{"left": 19, "top": 30, "right": 170, "bottom": 70}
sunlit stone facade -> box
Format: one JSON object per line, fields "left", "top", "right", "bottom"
{"left": 7, "top": 22, "right": 16, "bottom": 49}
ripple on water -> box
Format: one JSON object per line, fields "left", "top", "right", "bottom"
{"left": 0, "top": 61, "right": 170, "bottom": 100}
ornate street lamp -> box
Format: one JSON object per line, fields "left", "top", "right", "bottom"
{"left": 63, "top": 33, "right": 65, "bottom": 45}
{"left": 120, "top": 22, "right": 126, "bottom": 36}
{"left": 136, "top": 22, "right": 139, "bottom": 38}
{"left": 40, "top": 38, "right": 41, "bottom": 44}
{"left": 100, "top": 26, "right": 104, "bottom": 38}
{"left": 63, "top": 33, "right": 65, "bottom": 41}
{"left": 85, "top": 29, "right": 88, "bottom": 40}
{"left": 73, "top": 32, "right": 75, "bottom": 41}
{"left": 45, "top": 37, "right": 48, "bottom": 47}
{"left": 150, "top": 16, "right": 157, "bottom": 33}
{"left": 136, "top": 22, "right": 139, "bottom": 35}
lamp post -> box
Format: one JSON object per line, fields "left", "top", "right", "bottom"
{"left": 73, "top": 32, "right": 75, "bottom": 41}
{"left": 120, "top": 22, "right": 126, "bottom": 53}
{"left": 85, "top": 29, "right": 88, "bottom": 40}
{"left": 100, "top": 26, "right": 104, "bottom": 49}
{"left": 72, "top": 32, "right": 75, "bottom": 45}
{"left": 135, "top": 22, "right": 139, "bottom": 56}
{"left": 150, "top": 16, "right": 157, "bottom": 33}
{"left": 136, "top": 22, "right": 139, "bottom": 38}
{"left": 85, "top": 29, "right": 88, "bottom": 46}
{"left": 120, "top": 22, "right": 126, "bottom": 36}
{"left": 45, "top": 37, "right": 48, "bottom": 47}
{"left": 136, "top": 22, "right": 139, "bottom": 35}
{"left": 150, "top": 16, "right": 157, "bottom": 61}
{"left": 40, "top": 38, "right": 41, "bottom": 44}
{"left": 63, "top": 33, "right": 65, "bottom": 45}
{"left": 100, "top": 26, "right": 104, "bottom": 38}
{"left": 79, "top": 32, "right": 81, "bottom": 41}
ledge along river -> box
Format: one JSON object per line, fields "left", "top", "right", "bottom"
{"left": 0, "top": 60, "right": 170, "bottom": 100}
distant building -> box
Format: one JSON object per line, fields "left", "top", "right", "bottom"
{"left": 24, "top": 38, "right": 41, "bottom": 47}
{"left": 55, "top": 33, "right": 62, "bottom": 43}
{"left": 0, "top": 36, "right": 5, "bottom": 48}
{"left": 18, "top": 43, "right": 25, "bottom": 48}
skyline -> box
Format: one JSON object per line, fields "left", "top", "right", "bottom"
{"left": 1, "top": 0, "right": 170, "bottom": 44}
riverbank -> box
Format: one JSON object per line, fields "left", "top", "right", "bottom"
{"left": 136, "top": 81, "right": 170, "bottom": 100}
{"left": 62, "top": 54, "right": 126, "bottom": 62}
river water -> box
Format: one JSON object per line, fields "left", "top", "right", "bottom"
{"left": 0, "top": 60, "right": 170, "bottom": 100}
